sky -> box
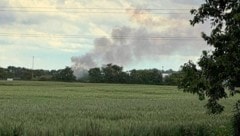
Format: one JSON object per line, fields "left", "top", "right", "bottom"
{"left": 0, "top": 0, "right": 211, "bottom": 76}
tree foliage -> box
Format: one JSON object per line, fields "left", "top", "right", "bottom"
{"left": 88, "top": 67, "right": 103, "bottom": 83}
{"left": 102, "top": 64, "right": 124, "bottom": 83}
{"left": 88, "top": 64, "right": 163, "bottom": 85}
{"left": 53, "top": 67, "right": 76, "bottom": 82}
{"left": 233, "top": 100, "right": 240, "bottom": 136}
{"left": 130, "top": 69, "right": 162, "bottom": 85}
{"left": 179, "top": 0, "right": 240, "bottom": 114}
{"left": 1, "top": 65, "right": 175, "bottom": 85}
{"left": 164, "top": 71, "right": 183, "bottom": 86}
{"left": 0, "top": 66, "right": 76, "bottom": 82}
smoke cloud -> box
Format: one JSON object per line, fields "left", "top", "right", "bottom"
{"left": 71, "top": 25, "right": 204, "bottom": 79}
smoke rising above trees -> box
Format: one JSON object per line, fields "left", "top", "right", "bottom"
{"left": 71, "top": 26, "right": 204, "bottom": 78}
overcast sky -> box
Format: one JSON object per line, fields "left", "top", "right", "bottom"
{"left": 0, "top": 0, "right": 211, "bottom": 72}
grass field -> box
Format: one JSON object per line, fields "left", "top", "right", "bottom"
{"left": 0, "top": 81, "right": 239, "bottom": 136}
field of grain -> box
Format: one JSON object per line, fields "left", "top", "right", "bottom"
{"left": 0, "top": 81, "right": 239, "bottom": 136}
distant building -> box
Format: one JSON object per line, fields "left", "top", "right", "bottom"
{"left": 7, "top": 78, "right": 13, "bottom": 81}
{"left": 162, "top": 73, "right": 171, "bottom": 78}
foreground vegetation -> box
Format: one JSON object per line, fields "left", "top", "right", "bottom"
{"left": 0, "top": 81, "right": 239, "bottom": 136}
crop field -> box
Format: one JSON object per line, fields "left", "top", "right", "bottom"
{"left": 0, "top": 81, "right": 239, "bottom": 136}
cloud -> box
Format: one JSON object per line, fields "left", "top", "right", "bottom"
{"left": 127, "top": 9, "right": 190, "bottom": 30}
{"left": 0, "top": 1, "right": 16, "bottom": 25}
{"left": 130, "top": 12, "right": 168, "bottom": 27}
{"left": 0, "top": 0, "right": 210, "bottom": 72}
{"left": 0, "top": 12, "right": 16, "bottom": 25}
{"left": 170, "top": 0, "right": 204, "bottom": 5}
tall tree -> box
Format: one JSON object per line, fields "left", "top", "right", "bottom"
{"left": 0, "top": 67, "right": 7, "bottom": 79}
{"left": 179, "top": 0, "right": 240, "bottom": 114}
{"left": 54, "top": 67, "right": 76, "bottom": 82}
{"left": 129, "top": 69, "right": 162, "bottom": 85}
{"left": 102, "top": 64, "right": 123, "bottom": 83}
{"left": 88, "top": 67, "right": 103, "bottom": 83}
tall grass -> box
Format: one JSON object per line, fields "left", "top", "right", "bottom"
{"left": 0, "top": 81, "right": 238, "bottom": 135}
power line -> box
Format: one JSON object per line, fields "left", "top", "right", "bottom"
{"left": 0, "top": 7, "right": 193, "bottom": 10}
{"left": 0, "top": 33, "right": 203, "bottom": 40}
{"left": 0, "top": 10, "right": 189, "bottom": 14}
{"left": 0, "top": 7, "right": 192, "bottom": 14}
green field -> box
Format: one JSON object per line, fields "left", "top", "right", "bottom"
{"left": 0, "top": 81, "right": 239, "bottom": 136}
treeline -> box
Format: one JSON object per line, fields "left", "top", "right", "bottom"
{"left": 0, "top": 64, "right": 183, "bottom": 85}
{"left": 88, "top": 64, "right": 182, "bottom": 85}
{"left": 0, "top": 66, "right": 75, "bottom": 82}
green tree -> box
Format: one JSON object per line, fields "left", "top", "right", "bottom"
{"left": 102, "top": 64, "right": 123, "bottom": 83}
{"left": 129, "top": 69, "right": 141, "bottom": 84}
{"left": 179, "top": 0, "right": 240, "bottom": 114}
{"left": 118, "top": 71, "right": 130, "bottom": 83}
{"left": 164, "top": 72, "right": 182, "bottom": 86}
{"left": 87, "top": 65, "right": 163, "bottom": 85}
{"left": 0, "top": 67, "right": 7, "bottom": 79}
{"left": 233, "top": 100, "right": 240, "bottom": 135}
{"left": 130, "top": 69, "right": 162, "bottom": 85}
{"left": 54, "top": 67, "right": 76, "bottom": 82}
{"left": 88, "top": 67, "right": 103, "bottom": 83}
{"left": 178, "top": 1, "right": 240, "bottom": 135}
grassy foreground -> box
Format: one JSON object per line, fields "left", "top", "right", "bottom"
{"left": 0, "top": 81, "right": 239, "bottom": 136}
